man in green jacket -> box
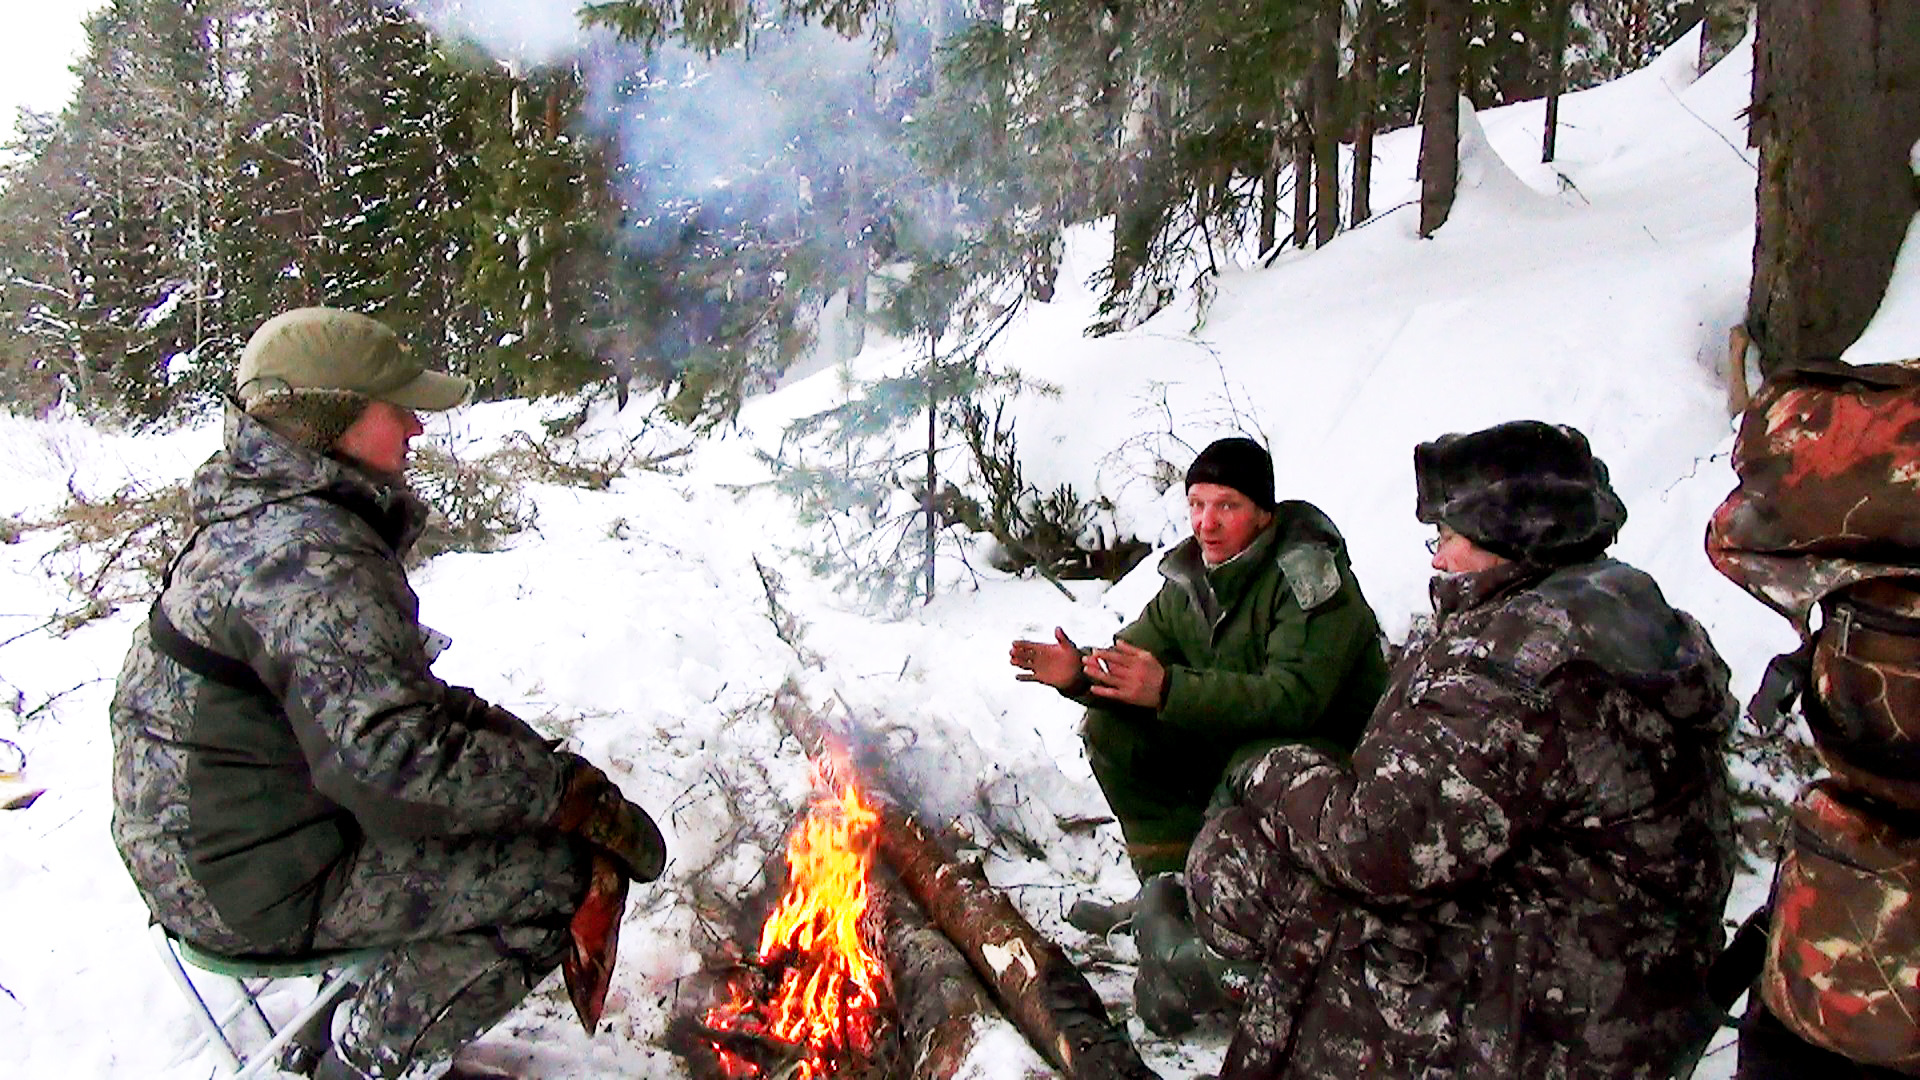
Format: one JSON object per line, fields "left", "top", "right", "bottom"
{"left": 1011, "top": 436, "right": 1389, "bottom": 888}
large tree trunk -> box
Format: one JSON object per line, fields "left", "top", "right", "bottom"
{"left": 1418, "top": 0, "right": 1465, "bottom": 237}
{"left": 1258, "top": 131, "right": 1280, "bottom": 255}
{"left": 1745, "top": 0, "right": 1920, "bottom": 376}
{"left": 1291, "top": 99, "right": 1313, "bottom": 249}
{"left": 772, "top": 687, "right": 1160, "bottom": 1080}
{"left": 1311, "top": 0, "right": 1341, "bottom": 247}
{"left": 1699, "top": 0, "right": 1755, "bottom": 74}
{"left": 1350, "top": 0, "right": 1378, "bottom": 224}
{"left": 1541, "top": 0, "right": 1571, "bottom": 163}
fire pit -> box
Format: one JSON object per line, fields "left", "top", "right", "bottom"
{"left": 700, "top": 780, "right": 892, "bottom": 1079}
{"left": 671, "top": 688, "right": 1161, "bottom": 1080}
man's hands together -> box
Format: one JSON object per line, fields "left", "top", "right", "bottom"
{"left": 1010, "top": 627, "right": 1168, "bottom": 710}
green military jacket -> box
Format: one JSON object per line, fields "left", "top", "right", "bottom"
{"left": 1085, "top": 501, "right": 1389, "bottom": 772}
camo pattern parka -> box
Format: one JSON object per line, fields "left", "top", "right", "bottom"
{"left": 1189, "top": 557, "right": 1737, "bottom": 1079}
{"left": 110, "top": 407, "right": 573, "bottom": 953}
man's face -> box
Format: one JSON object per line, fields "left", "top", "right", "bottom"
{"left": 1188, "top": 483, "right": 1272, "bottom": 565}
{"left": 334, "top": 400, "right": 424, "bottom": 476}
{"left": 1430, "top": 525, "right": 1507, "bottom": 574}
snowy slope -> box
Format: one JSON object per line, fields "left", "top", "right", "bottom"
{"left": 0, "top": 25, "right": 1898, "bottom": 1079}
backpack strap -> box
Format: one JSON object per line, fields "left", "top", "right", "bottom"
{"left": 147, "top": 601, "right": 271, "bottom": 698}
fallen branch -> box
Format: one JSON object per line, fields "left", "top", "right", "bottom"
{"left": 774, "top": 684, "right": 1159, "bottom": 1080}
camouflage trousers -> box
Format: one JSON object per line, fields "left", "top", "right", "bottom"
{"left": 311, "top": 831, "right": 588, "bottom": 1079}
{"left": 1186, "top": 805, "right": 1342, "bottom": 1080}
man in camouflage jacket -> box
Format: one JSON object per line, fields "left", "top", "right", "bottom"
{"left": 111, "top": 309, "right": 665, "bottom": 1080}
{"left": 1012, "top": 437, "right": 1389, "bottom": 880}
{"left": 1188, "top": 421, "right": 1737, "bottom": 1079}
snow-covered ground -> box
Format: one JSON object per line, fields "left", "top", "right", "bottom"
{"left": 3, "top": 25, "right": 1903, "bottom": 1079}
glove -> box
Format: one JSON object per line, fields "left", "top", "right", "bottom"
{"left": 552, "top": 756, "right": 667, "bottom": 883}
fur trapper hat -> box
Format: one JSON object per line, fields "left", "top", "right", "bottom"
{"left": 244, "top": 388, "right": 371, "bottom": 454}
{"left": 1414, "top": 420, "right": 1626, "bottom": 565}
{"left": 1186, "top": 437, "right": 1276, "bottom": 511}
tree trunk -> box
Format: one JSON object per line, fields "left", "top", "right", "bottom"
{"left": 771, "top": 688, "right": 1160, "bottom": 1080}
{"left": 1291, "top": 99, "right": 1313, "bottom": 249}
{"left": 1542, "top": 0, "right": 1571, "bottom": 163}
{"left": 1418, "top": 0, "right": 1466, "bottom": 237}
{"left": 1350, "top": 0, "right": 1378, "bottom": 225}
{"left": 1311, "top": 0, "right": 1341, "bottom": 247}
{"left": 924, "top": 353, "right": 937, "bottom": 606}
{"left": 879, "top": 868, "right": 1006, "bottom": 1079}
{"left": 1745, "top": 0, "right": 1920, "bottom": 376}
{"left": 1700, "top": 0, "right": 1756, "bottom": 72}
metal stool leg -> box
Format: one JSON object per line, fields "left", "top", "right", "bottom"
{"left": 233, "top": 962, "right": 374, "bottom": 1080}
{"left": 149, "top": 922, "right": 245, "bottom": 1073}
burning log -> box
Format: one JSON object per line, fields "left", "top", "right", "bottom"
{"left": 879, "top": 866, "right": 1018, "bottom": 1078}
{"left": 775, "top": 687, "right": 1160, "bottom": 1080}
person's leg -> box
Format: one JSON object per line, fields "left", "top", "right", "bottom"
{"left": 1186, "top": 806, "right": 1342, "bottom": 1079}
{"left": 1081, "top": 706, "right": 1213, "bottom": 877}
{"left": 311, "top": 831, "right": 588, "bottom": 1079}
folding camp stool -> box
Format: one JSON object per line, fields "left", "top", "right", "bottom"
{"left": 149, "top": 922, "right": 385, "bottom": 1078}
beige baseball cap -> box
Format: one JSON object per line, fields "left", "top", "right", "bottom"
{"left": 237, "top": 307, "right": 472, "bottom": 411}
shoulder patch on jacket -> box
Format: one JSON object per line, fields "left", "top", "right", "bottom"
{"left": 1278, "top": 543, "right": 1342, "bottom": 611}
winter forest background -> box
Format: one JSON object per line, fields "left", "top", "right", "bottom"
{"left": 3, "top": 0, "right": 1920, "bottom": 1076}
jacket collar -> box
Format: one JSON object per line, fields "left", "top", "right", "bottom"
{"left": 1160, "top": 521, "right": 1282, "bottom": 631}
{"left": 1429, "top": 558, "right": 1550, "bottom": 621}
{"left": 192, "top": 404, "right": 429, "bottom": 555}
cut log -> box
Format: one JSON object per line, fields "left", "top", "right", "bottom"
{"left": 879, "top": 866, "right": 1040, "bottom": 1079}
{"left": 775, "top": 685, "right": 1160, "bottom": 1080}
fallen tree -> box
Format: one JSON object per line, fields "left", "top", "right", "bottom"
{"left": 773, "top": 684, "right": 1160, "bottom": 1080}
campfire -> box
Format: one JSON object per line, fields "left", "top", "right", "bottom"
{"left": 702, "top": 778, "right": 890, "bottom": 1078}
{"left": 676, "top": 687, "right": 1160, "bottom": 1080}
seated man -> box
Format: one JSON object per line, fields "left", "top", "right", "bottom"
{"left": 1188, "top": 420, "right": 1736, "bottom": 1079}
{"left": 1009, "top": 436, "right": 1388, "bottom": 1007}
{"left": 110, "top": 308, "right": 665, "bottom": 1080}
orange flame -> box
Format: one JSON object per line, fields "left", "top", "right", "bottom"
{"left": 706, "top": 778, "right": 887, "bottom": 1078}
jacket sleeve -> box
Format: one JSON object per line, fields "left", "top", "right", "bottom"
{"left": 235, "top": 539, "right": 569, "bottom": 838}
{"left": 1155, "top": 572, "right": 1375, "bottom": 740}
{"left": 1234, "top": 650, "right": 1566, "bottom": 904}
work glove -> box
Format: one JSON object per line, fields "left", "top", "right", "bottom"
{"left": 552, "top": 756, "right": 667, "bottom": 884}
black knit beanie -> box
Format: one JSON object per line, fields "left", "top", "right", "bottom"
{"left": 1185, "top": 437, "right": 1276, "bottom": 511}
{"left": 1413, "top": 420, "right": 1626, "bottom": 565}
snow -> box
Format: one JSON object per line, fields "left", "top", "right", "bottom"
{"left": 0, "top": 28, "right": 1892, "bottom": 1080}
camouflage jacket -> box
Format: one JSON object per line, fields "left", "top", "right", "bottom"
{"left": 109, "top": 408, "right": 570, "bottom": 950}
{"left": 1075, "top": 501, "right": 1390, "bottom": 765}
{"left": 1235, "top": 557, "right": 1736, "bottom": 1078}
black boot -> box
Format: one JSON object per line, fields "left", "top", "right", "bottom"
{"left": 1133, "top": 873, "right": 1252, "bottom": 1037}
{"left": 1067, "top": 890, "right": 1141, "bottom": 936}
{"left": 312, "top": 1048, "right": 370, "bottom": 1080}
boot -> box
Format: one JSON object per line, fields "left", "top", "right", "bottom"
{"left": 276, "top": 983, "right": 356, "bottom": 1075}
{"left": 1133, "top": 873, "right": 1252, "bottom": 1037}
{"left": 1066, "top": 890, "right": 1140, "bottom": 936}
{"left": 312, "top": 1048, "right": 370, "bottom": 1080}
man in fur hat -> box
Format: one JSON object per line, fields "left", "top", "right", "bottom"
{"left": 1010, "top": 436, "right": 1390, "bottom": 1032}
{"left": 1186, "top": 420, "right": 1738, "bottom": 1079}
{"left": 110, "top": 308, "right": 665, "bottom": 1080}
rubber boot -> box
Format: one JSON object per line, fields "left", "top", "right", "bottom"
{"left": 1066, "top": 890, "right": 1140, "bottom": 936}
{"left": 312, "top": 1048, "right": 371, "bottom": 1080}
{"left": 277, "top": 984, "right": 356, "bottom": 1075}
{"left": 1133, "top": 873, "right": 1252, "bottom": 1037}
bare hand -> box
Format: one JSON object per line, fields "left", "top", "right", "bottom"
{"left": 1085, "top": 641, "right": 1167, "bottom": 709}
{"left": 1011, "top": 627, "right": 1083, "bottom": 690}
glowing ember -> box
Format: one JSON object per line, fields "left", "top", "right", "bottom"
{"left": 706, "top": 779, "right": 887, "bottom": 1078}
